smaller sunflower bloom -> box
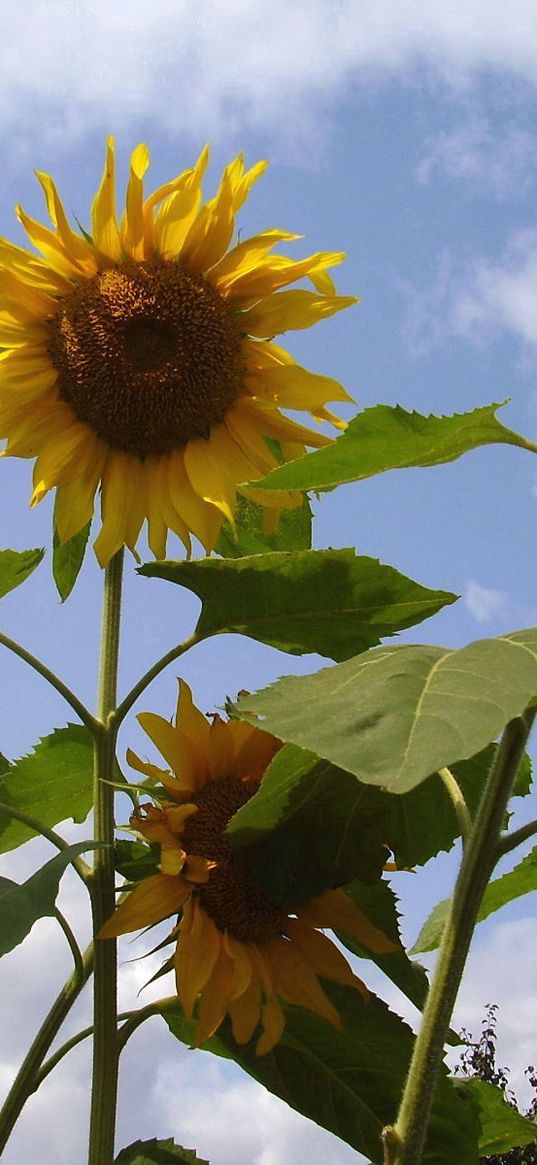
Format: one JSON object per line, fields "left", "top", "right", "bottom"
{"left": 101, "top": 682, "right": 396, "bottom": 1054}
{"left": 0, "top": 139, "right": 357, "bottom": 566}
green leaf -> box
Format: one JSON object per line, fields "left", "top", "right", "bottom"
{"left": 0, "top": 548, "right": 44, "bottom": 600}
{"left": 115, "top": 1139, "right": 209, "bottom": 1164}
{"left": 139, "top": 549, "right": 457, "bottom": 662}
{"left": 233, "top": 628, "right": 537, "bottom": 793}
{"left": 52, "top": 508, "right": 91, "bottom": 601}
{"left": 164, "top": 986, "right": 481, "bottom": 1164}
{"left": 413, "top": 842, "right": 537, "bottom": 954}
{"left": 229, "top": 743, "right": 530, "bottom": 895}
{"left": 458, "top": 1078, "right": 537, "bottom": 1155}
{"left": 0, "top": 725, "right": 94, "bottom": 853}
{"left": 0, "top": 841, "right": 99, "bottom": 956}
{"left": 252, "top": 402, "right": 536, "bottom": 492}
{"left": 216, "top": 493, "right": 312, "bottom": 557}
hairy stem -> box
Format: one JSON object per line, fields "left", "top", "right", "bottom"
{"left": 88, "top": 549, "right": 123, "bottom": 1165}
{"left": 0, "top": 630, "right": 98, "bottom": 733}
{"left": 497, "top": 816, "right": 537, "bottom": 857}
{"left": 0, "top": 943, "right": 94, "bottom": 1154}
{"left": 438, "top": 766, "right": 472, "bottom": 844}
{"left": 383, "top": 710, "right": 536, "bottom": 1165}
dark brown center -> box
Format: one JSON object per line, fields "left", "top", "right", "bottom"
{"left": 47, "top": 260, "right": 244, "bottom": 458}
{"left": 182, "top": 775, "right": 284, "bottom": 944}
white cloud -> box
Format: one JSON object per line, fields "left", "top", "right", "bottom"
{"left": 417, "top": 114, "right": 536, "bottom": 197}
{"left": 464, "top": 579, "right": 509, "bottom": 623}
{"left": 4, "top": 2, "right": 537, "bottom": 154}
{"left": 399, "top": 229, "right": 537, "bottom": 359}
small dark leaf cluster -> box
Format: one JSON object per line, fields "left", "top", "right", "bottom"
{"left": 456, "top": 1005, "right": 537, "bottom": 1164}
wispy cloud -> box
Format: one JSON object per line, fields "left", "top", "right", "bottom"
{"left": 4, "top": 2, "right": 537, "bottom": 156}
{"left": 417, "top": 114, "right": 536, "bottom": 197}
{"left": 464, "top": 580, "right": 509, "bottom": 624}
{"left": 399, "top": 229, "right": 537, "bottom": 359}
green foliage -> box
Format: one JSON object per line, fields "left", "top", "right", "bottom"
{"left": 0, "top": 547, "right": 44, "bottom": 600}
{"left": 139, "top": 549, "right": 457, "bottom": 661}
{"left": 52, "top": 509, "right": 91, "bottom": 601}
{"left": 165, "top": 985, "right": 482, "bottom": 1164}
{"left": 216, "top": 492, "right": 312, "bottom": 556}
{"left": 460, "top": 1080, "right": 537, "bottom": 1158}
{"left": 252, "top": 402, "right": 536, "bottom": 492}
{"left": 233, "top": 629, "right": 537, "bottom": 793}
{"left": 0, "top": 841, "right": 98, "bottom": 956}
{"left": 0, "top": 725, "right": 94, "bottom": 852}
{"left": 228, "top": 743, "right": 529, "bottom": 885}
{"left": 412, "top": 843, "right": 537, "bottom": 954}
{"left": 114, "top": 1140, "right": 209, "bottom": 1164}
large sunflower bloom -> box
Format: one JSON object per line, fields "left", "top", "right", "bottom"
{"left": 101, "top": 681, "right": 395, "bottom": 1055}
{"left": 0, "top": 139, "right": 356, "bottom": 566}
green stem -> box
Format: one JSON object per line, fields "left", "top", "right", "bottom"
{"left": 113, "top": 632, "right": 202, "bottom": 726}
{"left": 116, "top": 996, "right": 178, "bottom": 1053}
{"left": 438, "top": 766, "right": 472, "bottom": 844}
{"left": 0, "top": 800, "right": 92, "bottom": 884}
{"left": 88, "top": 549, "right": 124, "bottom": 1165}
{"left": 54, "top": 907, "right": 85, "bottom": 978}
{"left": 0, "top": 630, "right": 98, "bottom": 733}
{"left": 497, "top": 816, "right": 537, "bottom": 857}
{"left": 383, "top": 709, "right": 536, "bottom": 1165}
{"left": 36, "top": 997, "right": 177, "bottom": 1090}
{"left": 0, "top": 943, "right": 94, "bottom": 1155}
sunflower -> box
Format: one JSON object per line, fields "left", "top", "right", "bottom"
{"left": 0, "top": 139, "right": 356, "bottom": 566}
{"left": 101, "top": 681, "right": 395, "bottom": 1054}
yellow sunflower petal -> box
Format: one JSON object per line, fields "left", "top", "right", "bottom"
{"left": 168, "top": 450, "right": 222, "bottom": 552}
{"left": 99, "top": 873, "right": 189, "bottom": 938}
{"left": 256, "top": 993, "right": 286, "bottom": 1055}
{"left": 153, "top": 177, "right": 203, "bottom": 261}
{"left": 207, "top": 715, "right": 235, "bottom": 779}
{"left": 93, "top": 451, "right": 145, "bottom": 567}
{"left": 34, "top": 171, "right": 96, "bottom": 268}
{"left": 229, "top": 976, "right": 262, "bottom": 1044}
{"left": 246, "top": 362, "right": 354, "bottom": 411}
{"left": 53, "top": 440, "right": 107, "bottom": 542}
{"left": 195, "top": 946, "right": 236, "bottom": 1045}
{"left": 183, "top": 430, "right": 236, "bottom": 526}
{"left": 0, "top": 237, "right": 73, "bottom": 294}
{"left": 31, "top": 424, "right": 95, "bottom": 503}
{"left": 222, "top": 251, "right": 345, "bottom": 305}
{"left": 285, "top": 918, "right": 368, "bottom": 998}
{"left": 15, "top": 204, "right": 88, "bottom": 280}
{"left": 208, "top": 229, "right": 301, "bottom": 289}
{"left": 143, "top": 143, "right": 210, "bottom": 248}
{"left": 236, "top": 396, "right": 333, "bottom": 449}
{"left": 234, "top": 727, "right": 279, "bottom": 782}
{"left": 91, "top": 136, "right": 121, "bottom": 261}
{"left": 180, "top": 166, "right": 235, "bottom": 274}
{"left": 0, "top": 267, "right": 57, "bottom": 318}
{"left": 121, "top": 142, "right": 151, "bottom": 259}
{"left": 263, "top": 936, "right": 340, "bottom": 1028}
{"left": 176, "top": 897, "right": 222, "bottom": 1018}
{"left": 137, "top": 713, "right": 204, "bottom": 789}
{"left": 296, "top": 889, "right": 397, "bottom": 954}
{"left": 175, "top": 678, "right": 211, "bottom": 755}
{"left": 244, "top": 289, "right": 358, "bottom": 337}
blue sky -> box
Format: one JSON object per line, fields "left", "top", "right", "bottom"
{"left": 2, "top": 4, "right": 537, "bottom": 1163}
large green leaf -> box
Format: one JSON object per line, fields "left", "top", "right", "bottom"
{"left": 0, "top": 547, "right": 44, "bottom": 600}
{"left": 115, "top": 1141, "right": 209, "bottom": 1165}
{"left": 139, "top": 549, "right": 457, "bottom": 662}
{"left": 459, "top": 1079, "right": 537, "bottom": 1156}
{"left": 0, "top": 725, "right": 94, "bottom": 853}
{"left": 252, "top": 402, "right": 536, "bottom": 492}
{"left": 413, "top": 842, "right": 537, "bottom": 954}
{"left": 216, "top": 493, "right": 312, "bottom": 557}
{"left": 0, "top": 841, "right": 99, "bottom": 956}
{"left": 233, "top": 629, "right": 537, "bottom": 793}
{"left": 52, "top": 508, "right": 91, "bottom": 602}
{"left": 164, "top": 986, "right": 481, "bottom": 1165}
{"left": 228, "top": 743, "right": 531, "bottom": 893}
